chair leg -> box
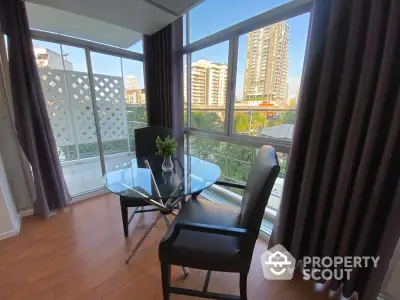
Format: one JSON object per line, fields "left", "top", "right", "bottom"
{"left": 120, "top": 201, "right": 129, "bottom": 238}
{"left": 240, "top": 272, "right": 248, "bottom": 300}
{"left": 161, "top": 263, "right": 171, "bottom": 300}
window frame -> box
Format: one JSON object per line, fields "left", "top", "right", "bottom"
{"left": 183, "top": 0, "right": 313, "bottom": 155}
{"left": 22, "top": 30, "right": 146, "bottom": 200}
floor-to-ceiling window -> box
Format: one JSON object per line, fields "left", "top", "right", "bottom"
{"left": 32, "top": 37, "right": 145, "bottom": 197}
{"left": 184, "top": 0, "right": 312, "bottom": 231}
{"left": 90, "top": 52, "right": 146, "bottom": 173}
{"left": 189, "top": 42, "right": 229, "bottom": 132}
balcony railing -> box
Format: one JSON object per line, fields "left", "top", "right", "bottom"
{"left": 186, "top": 135, "right": 287, "bottom": 212}
{"left": 39, "top": 68, "right": 148, "bottom": 163}
{"left": 40, "top": 68, "right": 287, "bottom": 211}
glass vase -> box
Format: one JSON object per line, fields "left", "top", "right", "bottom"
{"left": 162, "top": 155, "right": 174, "bottom": 171}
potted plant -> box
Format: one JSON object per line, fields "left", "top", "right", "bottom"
{"left": 155, "top": 135, "right": 177, "bottom": 171}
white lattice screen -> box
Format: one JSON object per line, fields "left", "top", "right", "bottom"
{"left": 39, "top": 69, "right": 128, "bottom": 147}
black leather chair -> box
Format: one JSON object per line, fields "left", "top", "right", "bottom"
{"left": 119, "top": 126, "right": 173, "bottom": 237}
{"left": 158, "top": 145, "right": 280, "bottom": 300}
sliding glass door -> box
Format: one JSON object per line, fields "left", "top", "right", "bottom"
{"left": 33, "top": 40, "right": 104, "bottom": 196}
{"left": 89, "top": 52, "right": 146, "bottom": 173}
{"left": 33, "top": 39, "right": 145, "bottom": 196}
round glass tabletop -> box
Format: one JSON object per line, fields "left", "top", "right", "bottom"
{"left": 103, "top": 155, "right": 221, "bottom": 200}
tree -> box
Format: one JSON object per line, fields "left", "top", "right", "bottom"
{"left": 191, "top": 111, "right": 223, "bottom": 131}
{"left": 234, "top": 112, "right": 250, "bottom": 134}
{"left": 280, "top": 111, "right": 296, "bottom": 124}
{"left": 250, "top": 112, "right": 266, "bottom": 135}
{"left": 127, "top": 106, "right": 147, "bottom": 123}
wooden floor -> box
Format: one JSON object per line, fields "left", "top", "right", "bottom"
{"left": 0, "top": 194, "right": 340, "bottom": 300}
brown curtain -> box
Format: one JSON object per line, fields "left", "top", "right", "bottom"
{"left": 0, "top": 0, "right": 71, "bottom": 217}
{"left": 270, "top": 0, "right": 400, "bottom": 299}
{"left": 143, "top": 18, "right": 184, "bottom": 157}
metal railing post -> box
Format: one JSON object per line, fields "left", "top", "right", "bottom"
{"left": 59, "top": 44, "right": 80, "bottom": 161}
{"left": 85, "top": 48, "right": 106, "bottom": 175}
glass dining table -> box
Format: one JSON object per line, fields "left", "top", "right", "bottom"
{"left": 103, "top": 154, "right": 221, "bottom": 264}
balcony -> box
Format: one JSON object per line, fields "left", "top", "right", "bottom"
{"left": 59, "top": 118, "right": 147, "bottom": 196}
{"left": 62, "top": 151, "right": 134, "bottom": 196}
{"left": 39, "top": 67, "right": 148, "bottom": 196}
{"left": 40, "top": 68, "right": 287, "bottom": 224}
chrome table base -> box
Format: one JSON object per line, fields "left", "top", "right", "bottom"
{"left": 124, "top": 211, "right": 188, "bottom": 276}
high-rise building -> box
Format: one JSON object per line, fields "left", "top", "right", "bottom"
{"left": 124, "top": 75, "right": 138, "bottom": 90}
{"left": 125, "top": 88, "right": 146, "bottom": 105}
{"left": 243, "top": 22, "right": 289, "bottom": 106}
{"left": 191, "top": 59, "right": 227, "bottom": 106}
{"left": 34, "top": 46, "right": 73, "bottom": 70}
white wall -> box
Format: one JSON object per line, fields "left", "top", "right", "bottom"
{"left": 0, "top": 152, "right": 20, "bottom": 239}
{"left": 0, "top": 34, "right": 35, "bottom": 212}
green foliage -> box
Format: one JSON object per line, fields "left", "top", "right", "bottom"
{"left": 280, "top": 111, "right": 296, "bottom": 124}
{"left": 188, "top": 135, "right": 289, "bottom": 196}
{"left": 234, "top": 112, "right": 270, "bottom": 135}
{"left": 155, "top": 135, "right": 177, "bottom": 156}
{"left": 189, "top": 110, "right": 296, "bottom": 135}
{"left": 188, "top": 136, "right": 254, "bottom": 193}
{"left": 233, "top": 110, "right": 296, "bottom": 134}
{"left": 126, "top": 106, "right": 147, "bottom": 123}
{"left": 191, "top": 111, "right": 224, "bottom": 131}
{"left": 278, "top": 157, "right": 287, "bottom": 178}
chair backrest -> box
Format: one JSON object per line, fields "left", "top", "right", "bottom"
{"left": 134, "top": 126, "right": 173, "bottom": 158}
{"left": 239, "top": 145, "right": 280, "bottom": 234}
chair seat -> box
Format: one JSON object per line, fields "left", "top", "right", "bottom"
{"left": 159, "top": 198, "right": 246, "bottom": 272}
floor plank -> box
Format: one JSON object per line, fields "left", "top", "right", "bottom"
{"left": 0, "top": 194, "right": 338, "bottom": 299}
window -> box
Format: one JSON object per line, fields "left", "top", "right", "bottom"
{"left": 189, "top": 0, "right": 291, "bottom": 42}
{"left": 184, "top": 1, "right": 312, "bottom": 215}
{"left": 233, "top": 14, "right": 310, "bottom": 139}
{"left": 33, "top": 40, "right": 103, "bottom": 196}
{"left": 31, "top": 34, "right": 144, "bottom": 197}
{"left": 187, "top": 135, "right": 288, "bottom": 212}
{"left": 90, "top": 52, "right": 146, "bottom": 171}
{"left": 183, "top": 54, "right": 188, "bottom": 128}
{"left": 189, "top": 41, "right": 229, "bottom": 132}
{"left": 183, "top": 14, "right": 187, "bottom": 46}
{"left": 126, "top": 40, "right": 143, "bottom": 54}
{"left": 122, "top": 58, "right": 146, "bottom": 150}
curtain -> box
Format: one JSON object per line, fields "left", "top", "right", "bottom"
{"left": 143, "top": 18, "right": 184, "bottom": 156}
{"left": 0, "top": 34, "right": 36, "bottom": 211}
{"left": 270, "top": 0, "right": 400, "bottom": 299}
{"left": 0, "top": 0, "right": 71, "bottom": 217}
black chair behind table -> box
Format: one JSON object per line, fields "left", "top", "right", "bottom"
{"left": 158, "top": 145, "right": 280, "bottom": 300}
{"left": 119, "top": 126, "right": 173, "bottom": 238}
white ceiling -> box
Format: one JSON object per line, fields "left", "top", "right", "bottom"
{"left": 26, "top": 3, "right": 143, "bottom": 48}
{"left": 25, "top": 0, "right": 178, "bottom": 35}
{"left": 25, "top": 0, "right": 202, "bottom": 48}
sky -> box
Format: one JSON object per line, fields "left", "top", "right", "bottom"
{"left": 32, "top": 40, "right": 145, "bottom": 88}
{"left": 189, "top": 0, "right": 310, "bottom": 100}
{"left": 32, "top": 0, "right": 310, "bottom": 100}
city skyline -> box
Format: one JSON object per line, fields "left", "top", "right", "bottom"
{"left": 124, "top": 75, "right": 138, "bottom": 90}
{"left": 33, "top": 46, "right": 73, "bottom": 71}
{"left": 243, "top": 22, "right": 289, "bottom": 105}
{"left": 190, "top": 59, "right": 228, "bottom": 106}
{"left": 32, "top": 40, "right": 146, "bottom": 90}
{"left": 187, "top": 22, "right": 292, "bottom": 108}
{"left": 190, "top": 1, "right": 310, "bottom": 102}
{"left": 33, "top": 45, "right": 146, "bottom": 105}
{"left": 31, "top": 0, "right": 310, "bottom": 107}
